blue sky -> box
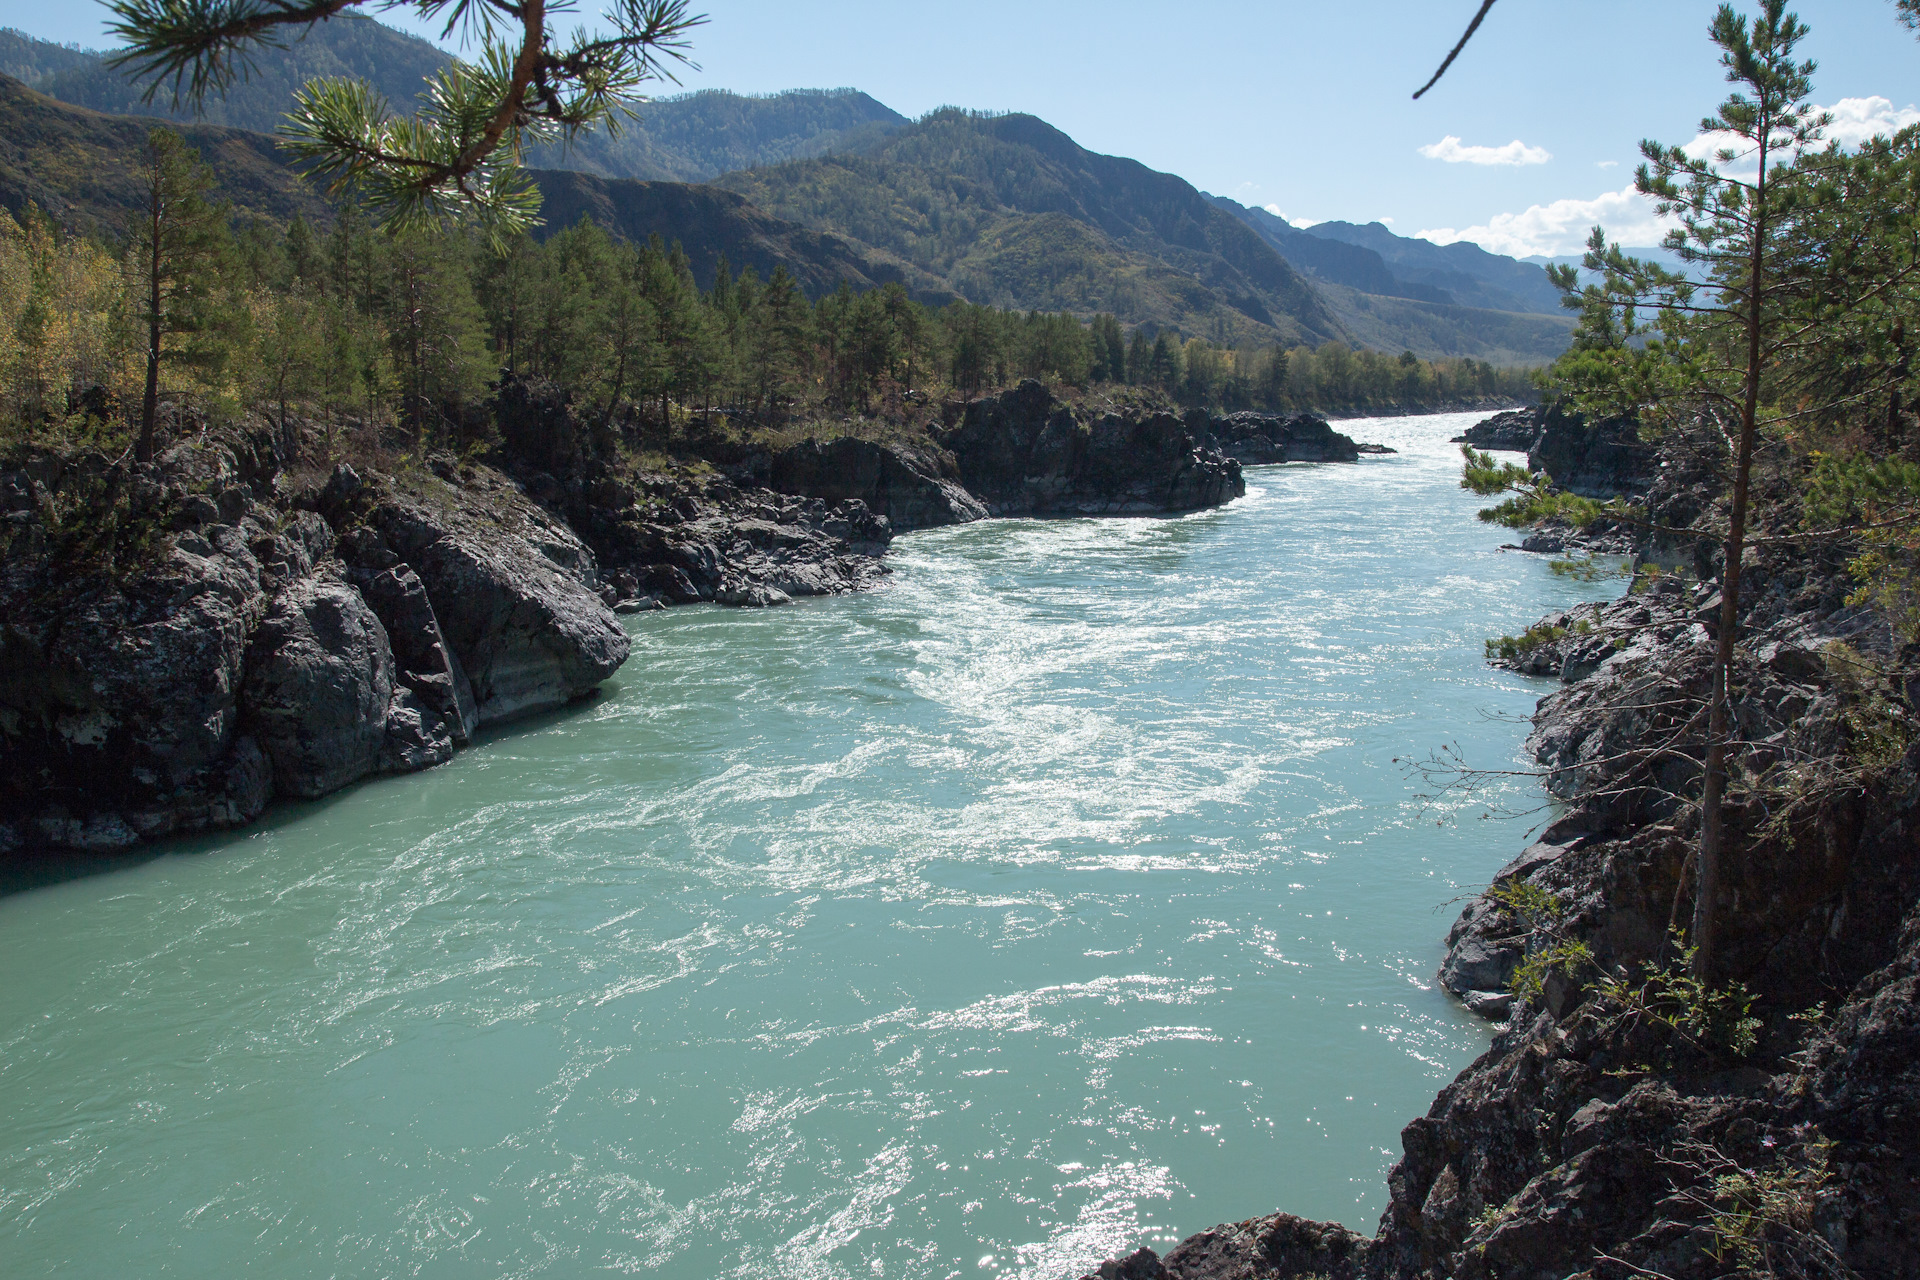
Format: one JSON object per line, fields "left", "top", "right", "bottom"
{"left": 5, "top": 1, "right": 1916, "bottom": 255}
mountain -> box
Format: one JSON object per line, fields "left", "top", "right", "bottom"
{"left": 0, "top": 20, "right": 1574, "bottom": 361}
{"left": 714, "top": 109, "right": 1347, "bottom": 347}
{"left": 527, "top": 89, "right": 907, "bottom": 183}
{"left": 1209, "top": 197, "right": 1575, "bottom": 364}
{"left": 1300, "top": 219, "right": 1567, "bottom": 316}
{"left": 1211, "top": 198, "right": 1453, "bottom": 303}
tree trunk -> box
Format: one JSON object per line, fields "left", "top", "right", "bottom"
{"left": 137, "top": 172, "right": 163, "bottom": 464}
{"left": 1692, "top": 130, "right": 1772, "bottom": 982}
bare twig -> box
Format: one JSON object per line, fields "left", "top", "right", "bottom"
{"left": 1414, "top": 0, "right": 1497, "bottom": 99}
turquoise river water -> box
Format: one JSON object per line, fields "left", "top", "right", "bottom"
{"left": 0, "top": 412, "right": 1614, "bottom": 1279}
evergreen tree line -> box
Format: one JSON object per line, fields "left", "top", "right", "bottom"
{"left": 0, "top": 127, "right": 1534, "bottom": 459}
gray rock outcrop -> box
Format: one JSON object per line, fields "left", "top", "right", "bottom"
{"left": 1529, "top": 401, "right": 1658, "bottom": 498}
{"left": 354, "top": 562, "right": 479, "bottom": 745}
{"left": 0, "top": 526, "right": 274, "bottom": 850}
{"left": 1467, "top": 401, "right": 1657, "bottom": 498}
{"left": 333, "top": 468, "right": 631, "bottom": 725}
{"left": 560, "top": 476, "right": 894, "bottom": 609}
{"left": 242, "top": 578, "right": 404, "bottom": 798}
{"left": 940, "top": 380, "right": 1244, "bottom": 516}
{"left": 769, "top": 436, "right": 987, "bottom": 530}
{"left": 1200, "top": 410, "right": 1363, "bottom": 464}
{"left": 0, "top": 434, "right": 635, "bottom": 854}
{"left": 1459, "top": 408, "right": 1541, "bottom": 452}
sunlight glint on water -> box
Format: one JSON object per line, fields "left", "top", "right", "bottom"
{"left": 0, "top": 413, "right": 1612, "bottom": 1279}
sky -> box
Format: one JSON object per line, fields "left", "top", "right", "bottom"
{"left": 4, "top": 0, "right": 1917, "bottom": 257}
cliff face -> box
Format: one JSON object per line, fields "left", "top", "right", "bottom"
{"left": 1083, "top": 410, "right": 1920, "bottom": 1280}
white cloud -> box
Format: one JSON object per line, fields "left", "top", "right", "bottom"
{"left": 1597, "top": 160, "right": 1619, "bottom": 169}
{"left": 1411, "top": 98, "right": 1918, "bottom": 260}
{"left": 1682, "top": 96, "right": 1920, "bottom": 171}
{"left": 1416, "top": 184, "right": 1669, "bottom": 258}
{"left": 1418, "top": 135, "right": 1552, "bottom": 166}
{"left": 1818, "top": 95, "right": 1920, "bottom": 148}
{"left": 1264, "top": 203, "right": 1321, "bottom": 228}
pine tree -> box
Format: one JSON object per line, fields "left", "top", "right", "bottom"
{"left": 1147, "top": 331, "right": 1183, "bottom": 394}
{"left": 284, "top": 214, "right": 318, "bottom": 287}
{"left": 1256, "top": 345, "right": 1290, "bottom": 410}
{"left": 946, "top": 303, "right": 1000, "bottom": 400}
{"left": 384, "top": 230, "right": 486, "bottom": 445}
{"left": 1125, "top": 328, "right": 1151, "bottom": 385}
{"left": 1648, "top": 1, "right": 1826, "bottom": 979}
{"left": 745, "top": 265, "right": 807, "bottom": 421}
{"left": 130, "top": 127, "right": 230, "bottom": 462}
{"left": 1091, "top": 314, "right": 1127, "bottom": 383}
{"left": 594, "top": 243, "right": 657, "bottom": 441}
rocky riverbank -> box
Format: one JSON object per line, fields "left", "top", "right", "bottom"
{"left": 1081, "top": 409, "right": 1920, "bottom": 1280}
{"left": 0, "top": 423, "right": 911, "bottom": 853}
{"left": 1, "top": 381, "right": 1372, "bottom": 856}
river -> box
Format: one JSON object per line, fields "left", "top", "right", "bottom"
{"left": 0, "top": 412, "right": 1613, "bottom": 1278}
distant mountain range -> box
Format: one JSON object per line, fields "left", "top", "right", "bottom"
{"left": 0, "top": 20, "right": 1576, "bottom": 364}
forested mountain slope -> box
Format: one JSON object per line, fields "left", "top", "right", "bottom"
{"left": 529, "top": 169, "right": 954, "bottom": 300}
{"left": 526, "top": 88, "right": 907, "bottom": 182}
{"left": 0, "top": 74, "right": 328, "bottom": 236}
{"left": 0, "top": 75, "right": 935, "bottom": 302}
{"left": 0, "top": 27, "right": 98, "bottom": 85}
{"left": 9, "top": 17, "right": 446, "bottom": 134}
{"left": 715, "top": 110, "right": 1349, "bottom": 347}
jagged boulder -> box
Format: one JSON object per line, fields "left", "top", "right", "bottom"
{"left": 1083, "top": 1212, "right": 1371, "bottom": 1280}
{"left": 354, "top": 562, "right": 479, "bottom": 745}
{"left": 338, "top": 471, "right": 630, "bottom": 724}
{"left": 241, "top": 578, "right": 401, "bottom": 798}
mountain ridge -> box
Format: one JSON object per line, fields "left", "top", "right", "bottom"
{"left": 714, "top": 108, "right": 1347, "bottom": 347}
{"left": 1301, "top": 217, "right": 1567, "bottom": 315}
{"left": 0, "top": 21, "right": 1575, "bottom": 362}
